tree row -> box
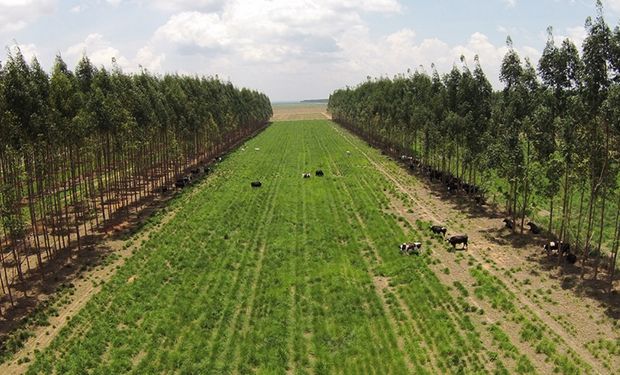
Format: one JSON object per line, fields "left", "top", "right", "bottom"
{"left": 0, "top": 51, "right": 272, "bottom": 316}
{"left": 329, "top": 3, "right": 620, "bottom": 291}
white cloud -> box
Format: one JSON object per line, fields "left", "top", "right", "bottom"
{"left": 65, "top": 33, "right": 165, "bottom": 72}
{"left": 153, "top": 0, "right": 400, "bottom": 65}
{"left": 502, "top": 0, "right": 517, "bottom": 8}
{"left": 604, "top": 0, "right": 620, "bottom": 13}
{"left": 0, "top": 0, "right": 55, "bottom": 33}
{"left": 8, "top": 42, "right": 38, "bottom": 61}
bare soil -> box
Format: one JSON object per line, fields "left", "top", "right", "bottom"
{"left": 271, "top": 103, "right": 330, "bottom": 121}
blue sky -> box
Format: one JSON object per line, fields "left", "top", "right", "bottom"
{"left": 1, "top": 0, "right": 619, "bottom": 101}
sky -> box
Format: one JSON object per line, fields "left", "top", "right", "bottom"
{"left": 1, "top": 0, "right": 619, "bottom": 102}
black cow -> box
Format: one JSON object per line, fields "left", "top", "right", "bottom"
{"left": 315, "top": 170, "right": 324, "bottom": 177}
{"left": 191, "top": 168, "right": 201, "bottom": 175}
{"left": 474, "top": 196, "right": 486, "bottom": 206}
{"left": 302, "top": 173, "right": 311, "bottom": 179}
{"left": 430, "top": 225, "right": 447, "bottom": 237}
{"left": 565, "top": 253, "right": 577, "bottom": 264}
{"left": 175, "top": 176, "right": 191, "bottom": 188}
{"left": 400, "top": 242, "right": 422, "bottom": 255}
{"left": 447, "top": 178, "right": 459, "bottom": 193}
{"left": 503, "top": 218, "right": 514, "bottom": 230}
{"left": 447, "top": 235, "right": 468, "bottom": 249}
{"left": 251, "top": 181, "right": 262, "bottom": 188}
{"left": 543, "top": 241, "right": 570, "bottom": 256}
{"left": 526, "top": 221, "right": 541, "bottom": 234}
{"left": 204, "top": 167, "right": 212, "bottom": 175}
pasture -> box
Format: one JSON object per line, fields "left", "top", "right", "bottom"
{"left": 8, "top": 120, "right": 618, "bottom": 374}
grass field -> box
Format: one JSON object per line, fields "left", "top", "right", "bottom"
{"left": 17, "top": 120, "right": 616, "bottom": 374}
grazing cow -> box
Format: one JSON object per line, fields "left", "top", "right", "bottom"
{"left": 565, "top": 253, "right": 577, "bottom": 264}
{"left": 204, "top": 167, "right": 212, "bottom": 175}
{"left": 303, "top": 173, "right": 311, "bottom": 179}
{"left": 175, "top": 176, "right": 191, "bottom": 188}
{"left": 474, "top": 196, "right": 486, "bottom": 206}
{"left": 255, "top": 147, "right": 260, "bottom": 151}
{"left": 503, "top": 218, "right": 514, "bottom": 230}
{"left": 526, "top": 221, "right": 541, "bottom": 234}
{"left": 429, "top": 169, "right": 442, "bottom": 181}
{"left": 447, "top": 235, "right": 468, "bottom": 249}
{"left": 447, "top": 179, "right": 459, "bottom": 193}
{"left": 251, "top": 181, "right": 262, "bottom": 188}
{"left": 346, "top": 151, "right": 351, "bottom": 155}
{"left": 430, "top": 225, "right": 447, "bottom": 237}
{"left": 315, "top": 170, "right": 324, "bottom": 177}
{"left": 543, "top": 241, "right": 570, "bottom": 256}
{"left": 400, "top": 242, "right": 422, "bottom": 255}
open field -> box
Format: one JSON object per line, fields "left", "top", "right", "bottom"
{"left": 271, "top": 103, "right": 330, "bottom": 121}
{"left": 4, "top": 120, "right": 618, "bottom": 374}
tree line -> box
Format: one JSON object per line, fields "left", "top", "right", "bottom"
{"left": 0, "top": 50, "right": 272, "bottom": 315}
{"left": 328, "top": 2, "right": 620, "bottom": 291}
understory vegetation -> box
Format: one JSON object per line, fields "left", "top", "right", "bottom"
{"left": 329, "top": 3, "right": 620, "bottom": 290}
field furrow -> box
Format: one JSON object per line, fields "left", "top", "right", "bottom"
{"left": 20, "top": 120, "right": 604, "bottom": 375}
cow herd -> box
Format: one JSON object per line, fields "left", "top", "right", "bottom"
{"left": 400, "top": 155, "right": 485, "bottom": 204}
{"left": 400, "top": 217, "right": 579, "bottom": 266}
{"left": 399, "top": 224, "right": 468, "bottom": 256}
{"left": 251, "top": 169, "right": 325, "bottom": 188}
{"left": 173, "top": 158, "right": 219, "bottom": 189}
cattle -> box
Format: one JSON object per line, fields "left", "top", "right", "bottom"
{"left": 447, "top": 178, "right": 459, "bottom": 193}
{"left": 429, "top": 169, "right": 443, "bottom": 181}
{"left": 526, "top": 221, "right": 541, "bottom": 234}
{"left": 175, "top": 176, "right": 191, "bottom": 188}
{"left": 400, "top": 242, "right": 422, "bottom": 255}
{"left": 302, "top": 173, "right": 311, "bottom": 179}
{"left": 543, "top": 241, "right": 570, "bottom": 256}
{"left": 191, "top": 168, "right": 201, "bottom": 175}
{"left": 255, "top": 147, "right": 260, "bottom": 151}
{"left": 346, "top": 151, "right": 351, "bottom": 155}
{"left": 204, "top": 167, "right": 212, "bottom": 175}
{"left": 447, "top": 235, "right": 468, "bottom": 249}
{"left": 565, "top": 253, "right": 577, "bottom": 264}
{"left": 474, "top": 196, "right": 486, "bottom": 206}
{"left": 503, "top": 218, "right": 514, "bottom": 230}
{"left": 315, "top": 170, "right": 324, "bottom": 177}
{"left": 251, "top": 181, "right": 262, "bottom": 188}
{"left": 430, "top": 225, "right": 447, "bottom": 237}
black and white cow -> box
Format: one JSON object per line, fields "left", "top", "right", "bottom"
{"left": 303, "top": 173, "right": 311, "bottom": 178}
{"left": 400, "top": 242, "right": 422, "bottom": 255}
{"left": 251, "top": 181, "right": 262, "bottom": 188}
{"left": 503, "top": 218, "right": 514, "bottom": 230}
{"left": 543, "top": 241, "right": 570, "bottom": 256}
{"left": 447, "top": 235, "right": 468, "bottom": 249}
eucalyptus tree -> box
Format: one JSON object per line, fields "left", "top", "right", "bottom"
{"left": 580, "top": 2, "right": 614, "bottom": 277}
{"left": 0, "top": 52, "right": 272, "bottom": 311}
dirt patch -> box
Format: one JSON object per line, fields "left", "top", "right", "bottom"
{"left": 271, "top": 103, "right": 329, "bottom": 121}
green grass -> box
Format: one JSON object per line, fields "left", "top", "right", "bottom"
{"left": 23, "top": 120, "right": 562, "bottom": 374}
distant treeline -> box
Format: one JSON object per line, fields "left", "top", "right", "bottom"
{"left": 0, "top": 51, "right": 272, "bottom": 315}
{"left": 300, "top": 99, "right": 329, "bottom": 103}
{"left": 329, "top": 3, "right": 619, "bottom": 290}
